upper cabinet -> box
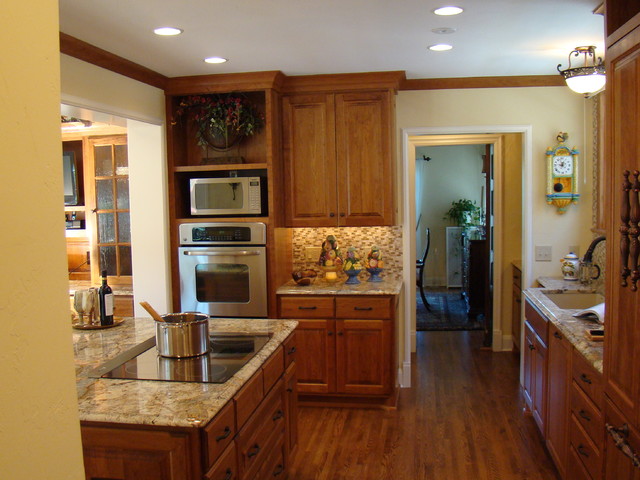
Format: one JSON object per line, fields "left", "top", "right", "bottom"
{"left": 282, "top": 82, "right": 397, "bottom": 227}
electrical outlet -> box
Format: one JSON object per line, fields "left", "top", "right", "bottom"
{"left": 305, "top": 246, "right": 321, "bottom": 261}
{"left": 568, "top": 245, "right": 580, "bottom": 257}
{"left": 535, "top": 245, "right": 552, "bottom": 262}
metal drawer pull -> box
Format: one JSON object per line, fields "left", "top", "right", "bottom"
{"left": 578, "top": 410, "right": 591, "bottom": 422}
{"left": 215, "top": 426, "right": 231, "bottom": 442}
{"left": 224, "top": 468, "right": 233, "bottom": 480}
{"left": 298, "top": 306, "right": 317, "bottom": 310}
{"left": 554, "top": 331, "right": 562, "bottom": 339}
{"left": 354, "top": 306, "right": 373, "bottom": 311}
{"left": 580, "top": 373, "right": 592, "bottom": 384}
{"left": 273, "top": 464, "right": 285, "bottom": 476}
{"left": 287, "top": 346, "right": 297, "bottom": 355}
{"left": 247, "top": 443, "right": 261, "bottom": 458}
{"left": 528, "top": 344, "right": 535, "bottom": 351}
{"left": 273, "top": 409, "right": 284, "bottom": 421}
{"left": 577, "top": 444, "right": 590, "bottom": 457}
{"left": 183, "top": 250, "right": 261, "bottom": 256}
{"left": 606, "top": 423, "right": 640, "bottom": 468}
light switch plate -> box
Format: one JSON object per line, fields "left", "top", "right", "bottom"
{"left": 305, "top": 246, "right": 321, "bottom": 261}
{"left": 535, "top": 245, "right": 552, "bottom": 262}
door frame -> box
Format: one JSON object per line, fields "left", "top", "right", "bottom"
{"left": 399, "top": 125, "right": 532, "bottom": 388}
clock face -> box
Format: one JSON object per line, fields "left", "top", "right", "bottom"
{"left": 553, "top": 155, "right": 573, "bottom": 176}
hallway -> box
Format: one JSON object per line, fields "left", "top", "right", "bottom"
{"left": 289, "top": 330, "right": 559, "bottom": 479}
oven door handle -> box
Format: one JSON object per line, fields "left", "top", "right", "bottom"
{"left": 182, "top": 250, "right": 262, "bottom": 256}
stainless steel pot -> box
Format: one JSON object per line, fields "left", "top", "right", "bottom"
{"left": 155, "top": 313, "right": 210, "bottom": 358}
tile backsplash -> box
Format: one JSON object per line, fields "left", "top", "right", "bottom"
{"left": 591, "top": 239, "right": 606, "bottom": 295}
{"left": 291, "top": 226, "right": 403, "bottom": 281}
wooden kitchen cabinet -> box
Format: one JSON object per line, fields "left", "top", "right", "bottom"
{"left": 282, "top": 90, "right": 395, "bottom": 227}
{"left": 511, "top": 264, "right": 522, "bottom": 352}
{"left": 278, "top": 294, "right": 396, "bottom": 405}
{"left": 603, "top": 4, "right": 640, "bottom": 476}
{"left": 523, "top": 299, "right": 548, "bottom": 434}
{"left": 546, "top": 323, "right": 571, "bottom": 478}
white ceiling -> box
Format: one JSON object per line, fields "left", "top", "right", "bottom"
{"left": 58, "top": 0, "right": 605, "bottom": 80}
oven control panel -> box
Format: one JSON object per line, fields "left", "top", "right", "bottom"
{"left": 179, "top": 222, "right": 266, "bottom": 245}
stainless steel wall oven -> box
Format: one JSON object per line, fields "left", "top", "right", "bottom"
{"left": 178, "top": 222, "right": 267, "bottom": 318}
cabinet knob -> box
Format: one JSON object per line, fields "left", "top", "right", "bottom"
{"left": 554, "top": 331, "right": 562, "bottom": 340}
{"left": 580, "top": 373, "right": 592, "bottom": 385}
{"left": 340, "top": 213, "right": 345, "bottom": 217}
{"left": 247, "top": 443, "right": 261, "bottom": 458}
{"left": 215, "top": 426, "right": 231, "bottom": 442}
{"left": 329, "top": 212, "right": 335, "bottom": 217}
{"left": 223, "top": 468, "right": 233, "bottom": 480}
{"left": 328, "top": 331, "right": 333, "bottom": 336}
{"left": 577, "top": 444, "right": 590, "bottom": 458}
{"left": 337, "top": 331, "right": 344, "bottom": 336}
{"left": 528, "top": 344, "right": 535, "bottom": 351}
{"left": 578, "top": 409, "right": 592, "bottom": 422}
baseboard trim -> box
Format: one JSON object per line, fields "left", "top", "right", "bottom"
{"left": 399, "top": 361, "right": 412, "bottom": 388}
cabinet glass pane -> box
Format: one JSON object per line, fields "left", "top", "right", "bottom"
{"left": 116, "top": 178, "right": 129, "bottom": 209}
{"left": 99, "top": 246, "right": 117, "bottom": 276}
{"left": 94, "top": 145, "right": 113, "bottom": 176}
{"left": 119, "top": 246, "right": 132, "bottom": 275}
{"left": 117, "top": 212, "right": 130, "bottom": 243}
{"left": 97, "top": 212, "right": 116, "bottom": 243}
{"left": 96, "top": 179, "right": 114, "bottom": 210}
{"left": 115, "top": 145, "right": 128, "bottom": 175}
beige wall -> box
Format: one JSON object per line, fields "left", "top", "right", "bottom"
{"left": 1, "top": 2, "right": 85, "bottom": 478}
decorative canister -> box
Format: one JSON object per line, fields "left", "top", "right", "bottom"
{"left": 560, "top": 252, "right": 580, "bottom": 281}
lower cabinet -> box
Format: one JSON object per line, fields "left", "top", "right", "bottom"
{"left": 278, "top": 294, "right": 396, "bottom": 405}
{"left": 604, "top": 398, "right": 640, "bottom": 480}
{"left": 81, "top": 332, "right": 297, "bottom": 480}
{"left": 523, "top": 300, "right": 548, "bottom": 434}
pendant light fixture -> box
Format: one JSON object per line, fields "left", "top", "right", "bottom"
{"left": 557, "top": 46, "right": 606, "bottom": 95}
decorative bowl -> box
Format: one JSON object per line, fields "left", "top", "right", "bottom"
{"left": 366, "top": 267, "right": 383, "bottom": 282}
{"left": 344, "top": 269, "right": 362, "bottom": 284}
{"left": 292, "top": 269, "right": 318, "bottom": 286}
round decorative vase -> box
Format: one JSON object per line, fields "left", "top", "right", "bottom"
{"left": 366, "top": 267, "right": 383, "bottom": 282}
{"left": 202, "top": 127, "right": 241, "bottom": 151}
{"left": 344, "top": 269, "right": 362, "bottom": 285}
{"left": 560, "top": 252, "right": 580, "bottom": 281}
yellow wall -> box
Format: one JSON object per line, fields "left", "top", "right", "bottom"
{"left": 0, "top": 2, "right": 85, "bottom": 478}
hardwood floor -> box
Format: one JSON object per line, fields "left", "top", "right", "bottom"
{"left": 289, "top": 330, "right": 560, "bottom": 479}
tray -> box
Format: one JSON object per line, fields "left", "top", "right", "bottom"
{"left": 72, "top": 317, "right": 125, "bottom": 330}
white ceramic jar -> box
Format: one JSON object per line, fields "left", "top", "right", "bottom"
{"left": 560, "top": 252, "right": 580, "bottom": 281}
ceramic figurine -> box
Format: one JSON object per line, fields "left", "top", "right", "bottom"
{"left": 343, "top": 247, "right": 363, "bottom": 284}
{"left": 560, "top": 252, "right": 580, "bottom": 281}
{"left": 366, "top": 246, "right": 385, "bottom": 282}
{"left": 318, "top": 234, "right": 343, "bottom": 281}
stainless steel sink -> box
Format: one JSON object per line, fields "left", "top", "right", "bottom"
{"left": 542, "top": 291, "right": 604, "bottom": 310}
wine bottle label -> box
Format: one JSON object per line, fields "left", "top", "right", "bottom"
{"left": 104, "top": 293, "right": 114, "bottom": 316}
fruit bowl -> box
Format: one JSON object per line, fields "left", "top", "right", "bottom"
{"left": 344, "top": 269, "right": 362, "bottom": 284}
{"left": 292, "top": 269, "right": 318, "bottom": 286}
{"left": 366, "top": 267, "right": 383, "bottom": 282}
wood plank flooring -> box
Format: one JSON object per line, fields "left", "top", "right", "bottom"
{"left": 289, "top": 330, "right": 560, "bottom": 479}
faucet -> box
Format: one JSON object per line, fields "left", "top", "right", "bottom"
{"left": 580, "top": 236, "right": 605, "bottom": 285}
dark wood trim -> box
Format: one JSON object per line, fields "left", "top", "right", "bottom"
{"left": 60, "top": 32, "right": 168, "bottom": 90}
{"left": 165, "top": 71, "right": 286, "bottom": 95}
{"left": 401, "top": 74, "right": 566, "bottom": 90}
{"left": 282, "top": 71, "right": 406, "bottom": 94}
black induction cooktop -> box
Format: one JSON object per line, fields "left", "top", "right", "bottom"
{"left": 89, "top": 333, "right": 271, "bottom": 383}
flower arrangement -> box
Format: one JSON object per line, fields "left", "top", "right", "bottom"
{"left": 173, "top": 93, "right": 264, "bottom": 150}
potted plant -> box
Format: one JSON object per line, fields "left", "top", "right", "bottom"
{"left": 173, "top": 93, "right": 264, "bottom": 151}
{"left": 443, "top": 198, "right": 482, "bottom": 226}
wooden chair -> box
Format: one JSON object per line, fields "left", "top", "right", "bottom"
{"left": 416, "top": 228, "right": 431, "bottom": 311}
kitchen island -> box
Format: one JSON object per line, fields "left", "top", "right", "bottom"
{"left": 74, "top": 317, "right": 298, "bottom": 480}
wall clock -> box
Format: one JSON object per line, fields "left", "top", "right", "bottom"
{"left": 546, "top": 132, "right": 580, "bottom": 214}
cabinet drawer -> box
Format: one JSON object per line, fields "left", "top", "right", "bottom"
{"left": 203, "top": 401, "right": 236, "bottom": 470}
{"left": 570, "top": 415, "right": 602, "bottom": 479}
{"left": 262, "top": 346, "right": 284, "bottom": 395}
{"left": 566, "top": 443, "right": 594, "bottom": 480}
{"left": 571, "top": 381, "right": 604, "bottom": 445}
{"left": 572, "top": 349, "right": 603, "bottom": 408}
{"left": 204, "top": 442, "right": 238, "bottom": 480}
{"left": 524, "top": 300, "right": 548, "bottom": 344}
{"left": 512, "top": 265, "right": 522, "bottom": 289}
{"left": 279, "top": 296, "right": 335, "bottom": 318}
{"left": 335, "top": 296, "right": 392, "bottom": 319}
{"left": 282, "top": 332, "right": 297, "bottom": 369}
{"left": 257, "top": 436, "right": 286, "bottom": 480}
{"left": 236, "top": 379, "right": 285, "bottom": 479}
{"left": 234, "top": 370, "right": 264, "bottom": 431}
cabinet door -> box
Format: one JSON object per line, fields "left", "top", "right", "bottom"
{"left": 605, "top": 33, "right": 640, "bottom": 427}
{"left": 295, "top": 319, "right": 336, "bottom": 393}
{"left": 523, "top": 322, "right": 535, "bottom": 410}
{"left": 532, "top": 333, "right": 548, "bottom": 434}
{"left": 604, "top": 398, "right": 640, "bottom": 479}
{"left": 283, "top": 362, "right": 298, "bottom": 459}
{"left": 335, "top": 91, "right": 394, "bottom": 226}
{"left": 335, "top": 319, "right": 391, "bottom": 395}
{"left": 546, "top": 324, "right": 570, "bottom": 477}
{"left": 282, "top": 94, "right": 337, "bottom": 227}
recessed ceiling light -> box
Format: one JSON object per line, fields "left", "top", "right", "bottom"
{"left": 432, "top": 27, "right": 457, "bottom": 35}
{"left": 204, "top": 56, "right": 228, "bottom": 64}
{"left": 434, "top": 6, "right": 464, "bottom": 16}
{"left": 153, "top": 27, "right": 183, "bottom": 36}
{"left": 429, "top": 44, "right": 453, "bottom": 52}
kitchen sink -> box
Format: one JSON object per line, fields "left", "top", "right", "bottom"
{"left": 542, "top": 291, "right": 604, "bottom": 310}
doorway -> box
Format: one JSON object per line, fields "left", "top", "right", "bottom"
{"left": 399, "top": 127, "right": 528, "bottom": 388}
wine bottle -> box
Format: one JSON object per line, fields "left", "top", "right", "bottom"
{"left": 98, "top": 270, "right": 114, "bottom": 326}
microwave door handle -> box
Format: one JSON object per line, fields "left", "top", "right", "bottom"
{"left": 182, "top": 250, "right": 262, "bottom": 256}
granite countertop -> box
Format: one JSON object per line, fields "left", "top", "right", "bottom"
{"left": 277, "top": 276, "right": 403, "bottom": 295}
{"left": 523, "top": 287, "right": 603, "bottom": 373}
{"left": 536, "top": 276, "right": 588, "bottom": 290}
{"left": 73, "top": 317, "right": 297, "bottom": 428}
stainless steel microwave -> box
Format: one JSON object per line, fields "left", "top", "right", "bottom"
{"left": 190, "top": 177, "right": 263, "bottom": 216}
